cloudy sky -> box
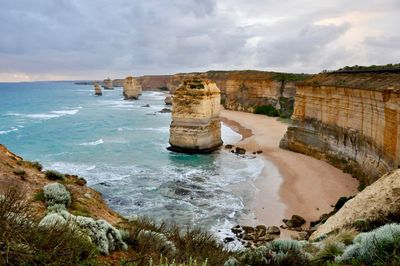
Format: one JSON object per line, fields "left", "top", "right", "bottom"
{"left": 0, "top": 0, "right": 399, "bottom": 81}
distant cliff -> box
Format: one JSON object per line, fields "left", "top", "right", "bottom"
{"left": 168, "top": 71, "right": 308, "bottom": 117}
{"left": 280, "top": 72, "right": 400, "bottom": 185}
{"left": 113, "top": 75, "right": 172, "bottom": 90}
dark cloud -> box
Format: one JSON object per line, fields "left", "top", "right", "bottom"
{"left": 0, "top": 0, "right": 399, "bottom": 81}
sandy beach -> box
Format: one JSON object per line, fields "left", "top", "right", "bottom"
{"left": 221, "top": 109, "right": 359, "bottom": 229}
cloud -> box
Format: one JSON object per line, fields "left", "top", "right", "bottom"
{"left": 0, "top": 0, "right": 399, "bottom": 81}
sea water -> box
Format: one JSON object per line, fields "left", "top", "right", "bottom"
{"left": 0, "top": 82, "right": 264, "bottom": 244}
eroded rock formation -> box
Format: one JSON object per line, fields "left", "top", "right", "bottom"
{"left": 123, "top": 76, "right": 142, "bottom": 100}
{"left": 168, "top": 78, "right": 222, "bottom": 153}
{"left": 102, "top": 78, "right": 114, "bottom": 90}
{"left": 94, "top": 83, "right": 102, "bottom": 96}
{"left": 280, "top": 72, "right": 400, "bottom": 184}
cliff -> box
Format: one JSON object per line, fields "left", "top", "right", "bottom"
{"left": 123, "top": 76, "right": 142, "bottom": 100}
{"left": 280, "top": 72, "right": 400, "bottom": 184}
{"left": 168, "top": 71, "right": 308, "bottom": 117}
{"left": 310, "top": 169, "right": 400, "bottom": 240}
{"left": 168, "top": 78, "right": 222, "bottom": 153}
{"left": 112, "top": 75, "right": 172, "bottom": 90}
{"left": 0, "top": 144, "right": 123, "bottom": 225}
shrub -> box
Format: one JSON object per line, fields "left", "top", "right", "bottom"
{"left": 125, "top": 217, "right": 230, "bottom": 265}
{"left": 312, "top": 242, "right": 345, "bottom": 265}
{"left": 33, "top": 190, "right": 45, "bottom": 201}
{"left": 13, "top": 169, "right": 26, "bottom": 177}
{"left": 338, "top": 223, "right": 400, "bottom": 265}
{"left": 43, "top": 183, "right": 71, "bottom": 207}
{"left": 0, "top": 184, "right": 97, "bottom": 265}
{"left": 254, "top": 105, "right": 279, "bottom": 117}
{"left": 25, "top": 160, "right": 43, "bottom": 171}
{"left": 45, "top": 170, "right": 65, "bottom": 180}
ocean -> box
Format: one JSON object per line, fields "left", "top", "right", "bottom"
{"left": 0, "top": 81, "right": 264, "bottom": 244}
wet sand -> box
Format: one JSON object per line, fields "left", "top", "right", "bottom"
{"left": 221, "top": 110, "right": 359, "bottom": 230}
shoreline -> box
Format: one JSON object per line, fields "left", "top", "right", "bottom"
{"left": 220, "top": 110, "right": 359, "bottom": 232}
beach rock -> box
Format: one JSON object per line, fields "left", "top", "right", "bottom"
{"left": 225, "top": 144, "right": 234, "bottom": 149}
{"left": 235, "top": 147, "right": 246, "bottom": 155}
{"left": 242, "top": 226, "right": 255, "bottom": 234}
{"left": 141, "top": 104, "right": 150, "bottom": 107}
{"left": 223, "top": 237, "right": 235, "bottom": 243}
{"left": 267, "top": 226, "right": 281, "bottom": 235}
{"left": 94, "top": 83, "right": 102, "bottom": 96}
{"left": 164, "top": 96, "right": 172, "bottom": 105}
{"left": 291, "top": 231, "right": 309, "bottom": 241}
{"left": 256, "top": 150, "right": 263, "bottom": 154}
{"left": 123, "top": 76, "right": 142, "bottom": 100}
{"left": 168, "top": 78, "right": 223, "bottom": 153}
{"left": 102, "top": 78, "right": 114, "bottom": 90}
{"left": 158, "top": 108, "right": 171, "bottom": 113}
{"left": 284, "top": 214, "right": 306, "bottom": 228}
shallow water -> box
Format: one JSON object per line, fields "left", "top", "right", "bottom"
{"left": 0, "top": 82, "right": 264, "bottom": 243}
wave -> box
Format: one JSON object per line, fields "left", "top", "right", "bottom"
{"left": 0, "top": 127, "right": 18, "bottom": 135}
{"left": 79, "top": 139, "right": 104, "bottom": 146}
{"left": 6, "top": 108, "right": 80, "bottom": 120}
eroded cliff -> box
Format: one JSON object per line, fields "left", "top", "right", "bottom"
{"left": 168, "top": 71, "right": 307, "bottom": 117}
{"left": 280, "top": 72, "right": 400, "bottom": 184}
{"left": 168, "top": 78, "right": 222, "bottom": 153}
{"left": 123, "top": 76, "right": 142, "bottom": 100}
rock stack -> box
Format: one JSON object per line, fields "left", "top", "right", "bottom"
{"left": 94, "top": 83, "right": 102, "bottom": 96}
{"left": 102, "top": 78, "right": 114, "bottom": 90}
{"left": 168, "top": 78, "right": 222, "bottom": 153}
{"left": 123, "top": 76, "right": 142, "bottom": 100}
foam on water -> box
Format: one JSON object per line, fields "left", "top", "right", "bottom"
{"left": 6, "top": 108, "right": 80, "bottom": 120}
{"left": 0, "top": 127, "right": 18, "bottom": 135}
{"left": 79, "top": 139, "right": 104, "bottom": 146}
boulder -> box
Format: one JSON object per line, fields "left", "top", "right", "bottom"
{"left": 164, "top": 96, "right": 172, "bottom": 105}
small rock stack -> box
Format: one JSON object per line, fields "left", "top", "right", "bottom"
{"left": 94, "top": 83, "right": 102, "bottom": 96}
{"left": 168, "top": 78, "right": 223, "bottom": 153}
{"left": 102, "top": 78, "right": 114, "bottom": 90}
{"left": 123, "top": 76, "right": 142, "bottom": 100}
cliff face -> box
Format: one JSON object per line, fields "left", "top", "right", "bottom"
{"left": 280, "top": 73, "right": 400, "bottom": 184}
{"left": 112, "top": 75, "right": 172, "bottom": 90}
{"left": 168, "top": 78, "right": 222, "bottom": 153}
{"left": 123, "top": 76, "right": 142, "bottom": 100}
{"left": 168, "top": 71, "right": 304, "bottom": 117}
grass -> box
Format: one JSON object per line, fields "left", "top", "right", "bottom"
{"left": 33, "top": 190, "right": 45, "bottom": 201}
{"left": 24, "top": 160, "right": 43, "bottom": 171}
{"left": 45, "top": 169, "right": 65, "bottom": 180}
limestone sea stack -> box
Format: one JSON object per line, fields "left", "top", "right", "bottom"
{"left": 94, "top": 83, "right": 102, "bottom": 96}
{"left": 164, "top": 95, "right": 172, "bottom": 105}
{"left": 102, "top": 78, "right": 114, "bottom": 90}
{"left": 123, "top": 76, "right": 142, "bottom": 100}
{"left": 168, "top": 78, "right": 223, "bottom": 153}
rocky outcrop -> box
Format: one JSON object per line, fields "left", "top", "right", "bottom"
{"left": 310, "top": 169, "right": 400, "bottom": 240}
{"left": 123, "top": 76, "right": 142, "bottom": 100}
{"left": 112, "top": 75, "right": 172, "bottom": 90}
{"left": 168, "top": 71, "right": 307, "bottom": 117}
{"left": 164, "top": 96, "right": 172, "bottom": 105}
{"left": 280, "top": 72, "right": 400, "bottom": 184}
{"left": 168, "top": 78, "right": 222, "bottom": 153}
{"left": 102, "top": 78, "right": 114, "bottom": 90}
{"left": 94, "top": 83, "right": 102, "bottom": 96}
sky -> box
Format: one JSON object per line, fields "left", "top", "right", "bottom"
{"left": 0, "top": 0, "right": 399, "bottom": 81}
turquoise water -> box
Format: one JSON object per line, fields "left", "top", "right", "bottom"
{"left": 0, "top": 82, "right": 264, "bottom": 242}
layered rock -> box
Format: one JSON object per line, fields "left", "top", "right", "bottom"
{"left": 102, "top": 78, "right": 114, "bottom": 90}
{"left": 94, "top": 83, "right": 102, "bottom": 96}
{"left": 123, "top": 76, "right": 142, "bottom": 100}
{"left": 168, "top": 78, "right": 222, "bottom": 153}
{"left": 168, "top": 71, "right": 307, "bottom": 117}
{"left": 280, "top": 72, "right": 400, "bottom": 184}
{"left": 310, "top": 169, "right": 400, "bottom": 240}
{"left": 112, "top": 75, "right": 172, "bottom": 89}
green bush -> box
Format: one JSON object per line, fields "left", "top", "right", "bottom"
{"left": 25, "top": 160, "right": 43, "bottom": 171}
{"left": 0, "top": 184, "right": 97, "bottom": 265}
{"left": 43, "top": 183, "right": 71, "bottom": 207}
{"left": 45, "top": 170, "right": 65, "bottom": 180}
{"left": 33, "top": 190, "right": 45, "bottom": 201}
{"left": 13, "top": 169, "right": 26, "bottom": 177}
{"left": 254, "top": 105, "right": 279, "bottom": 117}
{"left": 312, "top": 242, "right": 345, "bottom": 265}
{"left": 338, "top": 223, "right": 400, "bottom": 265}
